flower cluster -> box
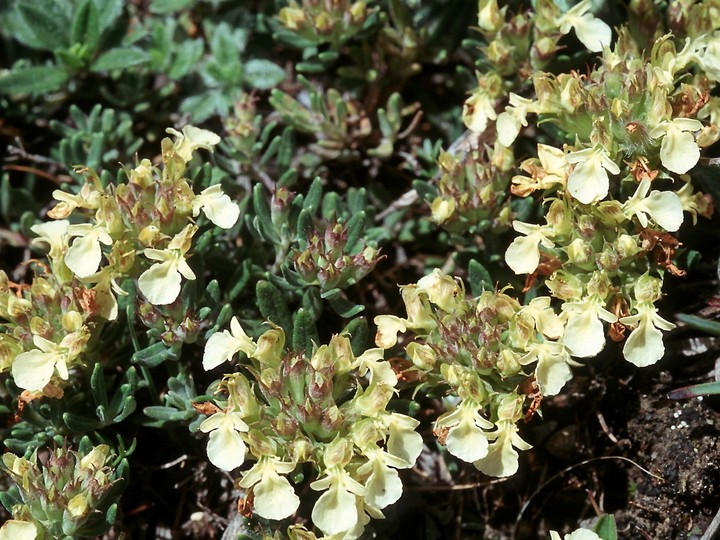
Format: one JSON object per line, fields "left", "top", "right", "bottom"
{"left": 458, "top": 0, "right": 718, "bottom": 370}
{"left": 1, "top": 126, "right": 238, "bottom": 396}
{"left": 277, "top": 0, "right": 373, "bottom": 49}
{"left": 293, "top": 221, "right": 383, "bottom": 292}
{"left": 428, "top": 143, "right": 514, "bottom": 236}
{"left": 375, "top": 270, "right": 573, "bottom": 477}
{"left": 0, "top": 444, "right": 124, "bottom": 539}
{"left": 200, "top": 319, "right": 423, "bottom": 538}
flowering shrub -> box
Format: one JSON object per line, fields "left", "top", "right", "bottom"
{"left": 0, "top": 0, "right": 719, "bottom": 537}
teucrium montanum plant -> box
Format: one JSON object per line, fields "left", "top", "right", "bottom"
{"left": 201, "top": 319, "right": 423, "bottom": 538}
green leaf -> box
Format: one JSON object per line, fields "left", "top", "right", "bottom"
{"left": 92, "top": 47, "right": 149, "bottom": 72}
{"left": 594, "top": 514, "right": 618, "bottom": 540}
{"left": 63, "top": 412, "right": 100, "bottom": 432}
{"left": 244, "top": 58, "right": 286, "bottom": 90}
{"left": 292, "top": 308, "right": 319, "bottom": 354}
{"left": 131, "top": 342, "right": 178, "bottom": 367}
{"left": 16, "top": 0, "right": 72, "bottom": 51}
{"left": 256, "top": 280, "right": 293, "bottom": 333}
{"left": 468, "top": 259, "right": 493, "bottom": 296}
{"left": 252, "top": 183, "right": 280, "bottom": 243}
{"left": 0, "top": 66, "right": 68, "bottom": 95}
{"left": 345, "top": 211, "right": 366, "bottom": 254}
{"left": 90, "top": 363, "right": 109, "bottom": 411}
{"left": 343, "top": 317, "right": 369, "bottom": 356}
{"left": 328, "top": 295, "right": 365, "bottom": 318}
{"left": 92, "top": 0, "right": 124, "bottom": 32}
{"left": 168, "top": 39, "right": 204, "bottom": 80}
{"left": 150, "top": 0, "right": 195, "bottom": 13}
{"left": 304, "top": 177, "right": 323, "bottom": 212}
{"left": 71, "top": 0, "right": 100, "bottom": 54}
{"left": 675, "top": 313, "right": 720, "bottom": 336}
{"left": 143, "top": 406, "right": 193, "bottom": 422}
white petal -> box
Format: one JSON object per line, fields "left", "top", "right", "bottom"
{"left": 660, "top": 127, "right": 700, "bottom": 174}
{"left": 0, "top": 520, "right": 37, "bottom": 540}
{"left": 563, "top": 310, "right": 606, "bottom": 358}
{"left": 505, "top": 233, "right": 541, "bottom": 275}
{"left": 567, "top": 157, "right": 609, "bottom": 204}
{"left": 206, "top": 424, "right": 246, "bottom": 471}
{"left": 644, "top": 191, "right": 684, "bottom": 231}
{"left": 253, "top": 471, "right": 300, "bottom": 520}
{"left": 12, "top": 350, "right": 56, "bottom": 391}
{"left": 573, "top": 14, "right": 612, "bottom": 53}
{"left": 203, "top": 330, "right": 242, "bottom": 370}
{"left": 312, "top": 484, "right": 358, "bottom": 535}
{"left": 446, "top": 419, "right": 489, "bottom": 462}
{"left": 65, "top": 234, "right": 102, "bottom": 278}
{"left": 622, "top": 318, "right": 665, "bottom": 367}
{"left": 138, "top": 261, "right": 181, "bottom": 305}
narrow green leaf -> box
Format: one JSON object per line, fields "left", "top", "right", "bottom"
{"left": 676, "top": 313, "right": 720, "bottom": 336}
{"left": 71, "top": 0, "right": 100, "bottom": 54}
{"left": 252, "top": 183, "right": 279, "bottom": 242}
{"left": 143, "top": 405, "right": 193, "bottom": 422}
{"left": 343, "top": 317, "right": 369, "bottom": 356}
{"left": 131, "top": 342, "right": 178, "bottom": 367}
{"left": 468, "top": 259, "right": 493, "bottom": 296}
{"left": 0, "top": 66, "right": 68, "bottom": 95}
{"left": 292, "top": 308, "right": 319, "bottom": 354}
{"left": 256, "top": 280, "right": 293, "bottom": 332}
{"left": 92, "top": 47, "right": 149, "bottom": 72}
{"left": 304, "top": 177, "right": 323, "bottom": 212}
{"left": 345, "top": 211, "right": 366, "bottom": 254}
{"left": 63, "top": 412, "right": 100, "bottom": 432}
{"left": 90, "top": 363, "right": 109, "bottom": 411}
{"left": 328, "top": 296, "right": 365, "bottom": 318}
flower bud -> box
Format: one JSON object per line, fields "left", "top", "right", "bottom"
{"left": 633, "top": 273, "right": 663, "bottom": 303}
{"left": 477, "top": 0, "right": 503, "bottom": 33}
{"left": 565, "top": 238, "right": 593, "bottom": 265}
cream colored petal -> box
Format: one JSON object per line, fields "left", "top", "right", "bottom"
{"left": 563, "top": 309, "right": 606, "bottom": 358}
{"left": 65, "top": 234, "right": 102, "bottom": 278}
{"left": 253, "top": 470, "right": 300, "bottom": 520}
{"left": 446, "top": 417, "right": 489, "bottom": 462}
{"left": 536, "top": 353, "right": 573, "bottom": 396}
{"left": 573, "top": 14, "right": 612, "bottom": 52}
{"left": 0, "top": 520, "right": 37, "bottom": 540}
{"left": 386, "top": 413, "right": 423, "bottom": 465}
{"left": 473, "top": 427, "right": 519, "bottom": 477}
{"left": 373, "top": 315, "right": 407, "bottom": 349}
{"left": 138, "top": 260, "right": 181, "bottom": 305}
{"left": 203, "top": 330, "right": 243, "bottom": 370}
{"left": 505, "top": 233, "right": 541, "bottom": 275}
{"left": 567, "top": 157, "right": 609, "bottom": 204}
{"left": 644, "top": 191, "right": 683, "bottom": 231}
{"left": 622, "top": 317, "right": 665, "bottom": 367}
{"left": 199, "top": 189, "right": 240, "bottom": 229}
{"left": 312, "top": 482, "right": 358, "bottom": 535}
{"left": 660, "top": 127, "right": 700, "bottom": 174}
{"left": 12, "top": 350, "right": 56, "bottom": 391}
{"left": 364, "top": 460, "right": 403, "bottom": 509}
{"left": 206, "top": 423, "right": 247, "bottom": 471}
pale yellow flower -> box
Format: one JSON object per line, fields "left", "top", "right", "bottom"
{"left": 192, "top": 184, "right": 240, "bottom": 229}
{"left": 166, "top": 125, "right": 221, "bottom": 162}
{"left": 138, "top": 225, "right": 197, "bottom": 305}
{"left": 556, "top": 0, "right": 612, "bottom": 53}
